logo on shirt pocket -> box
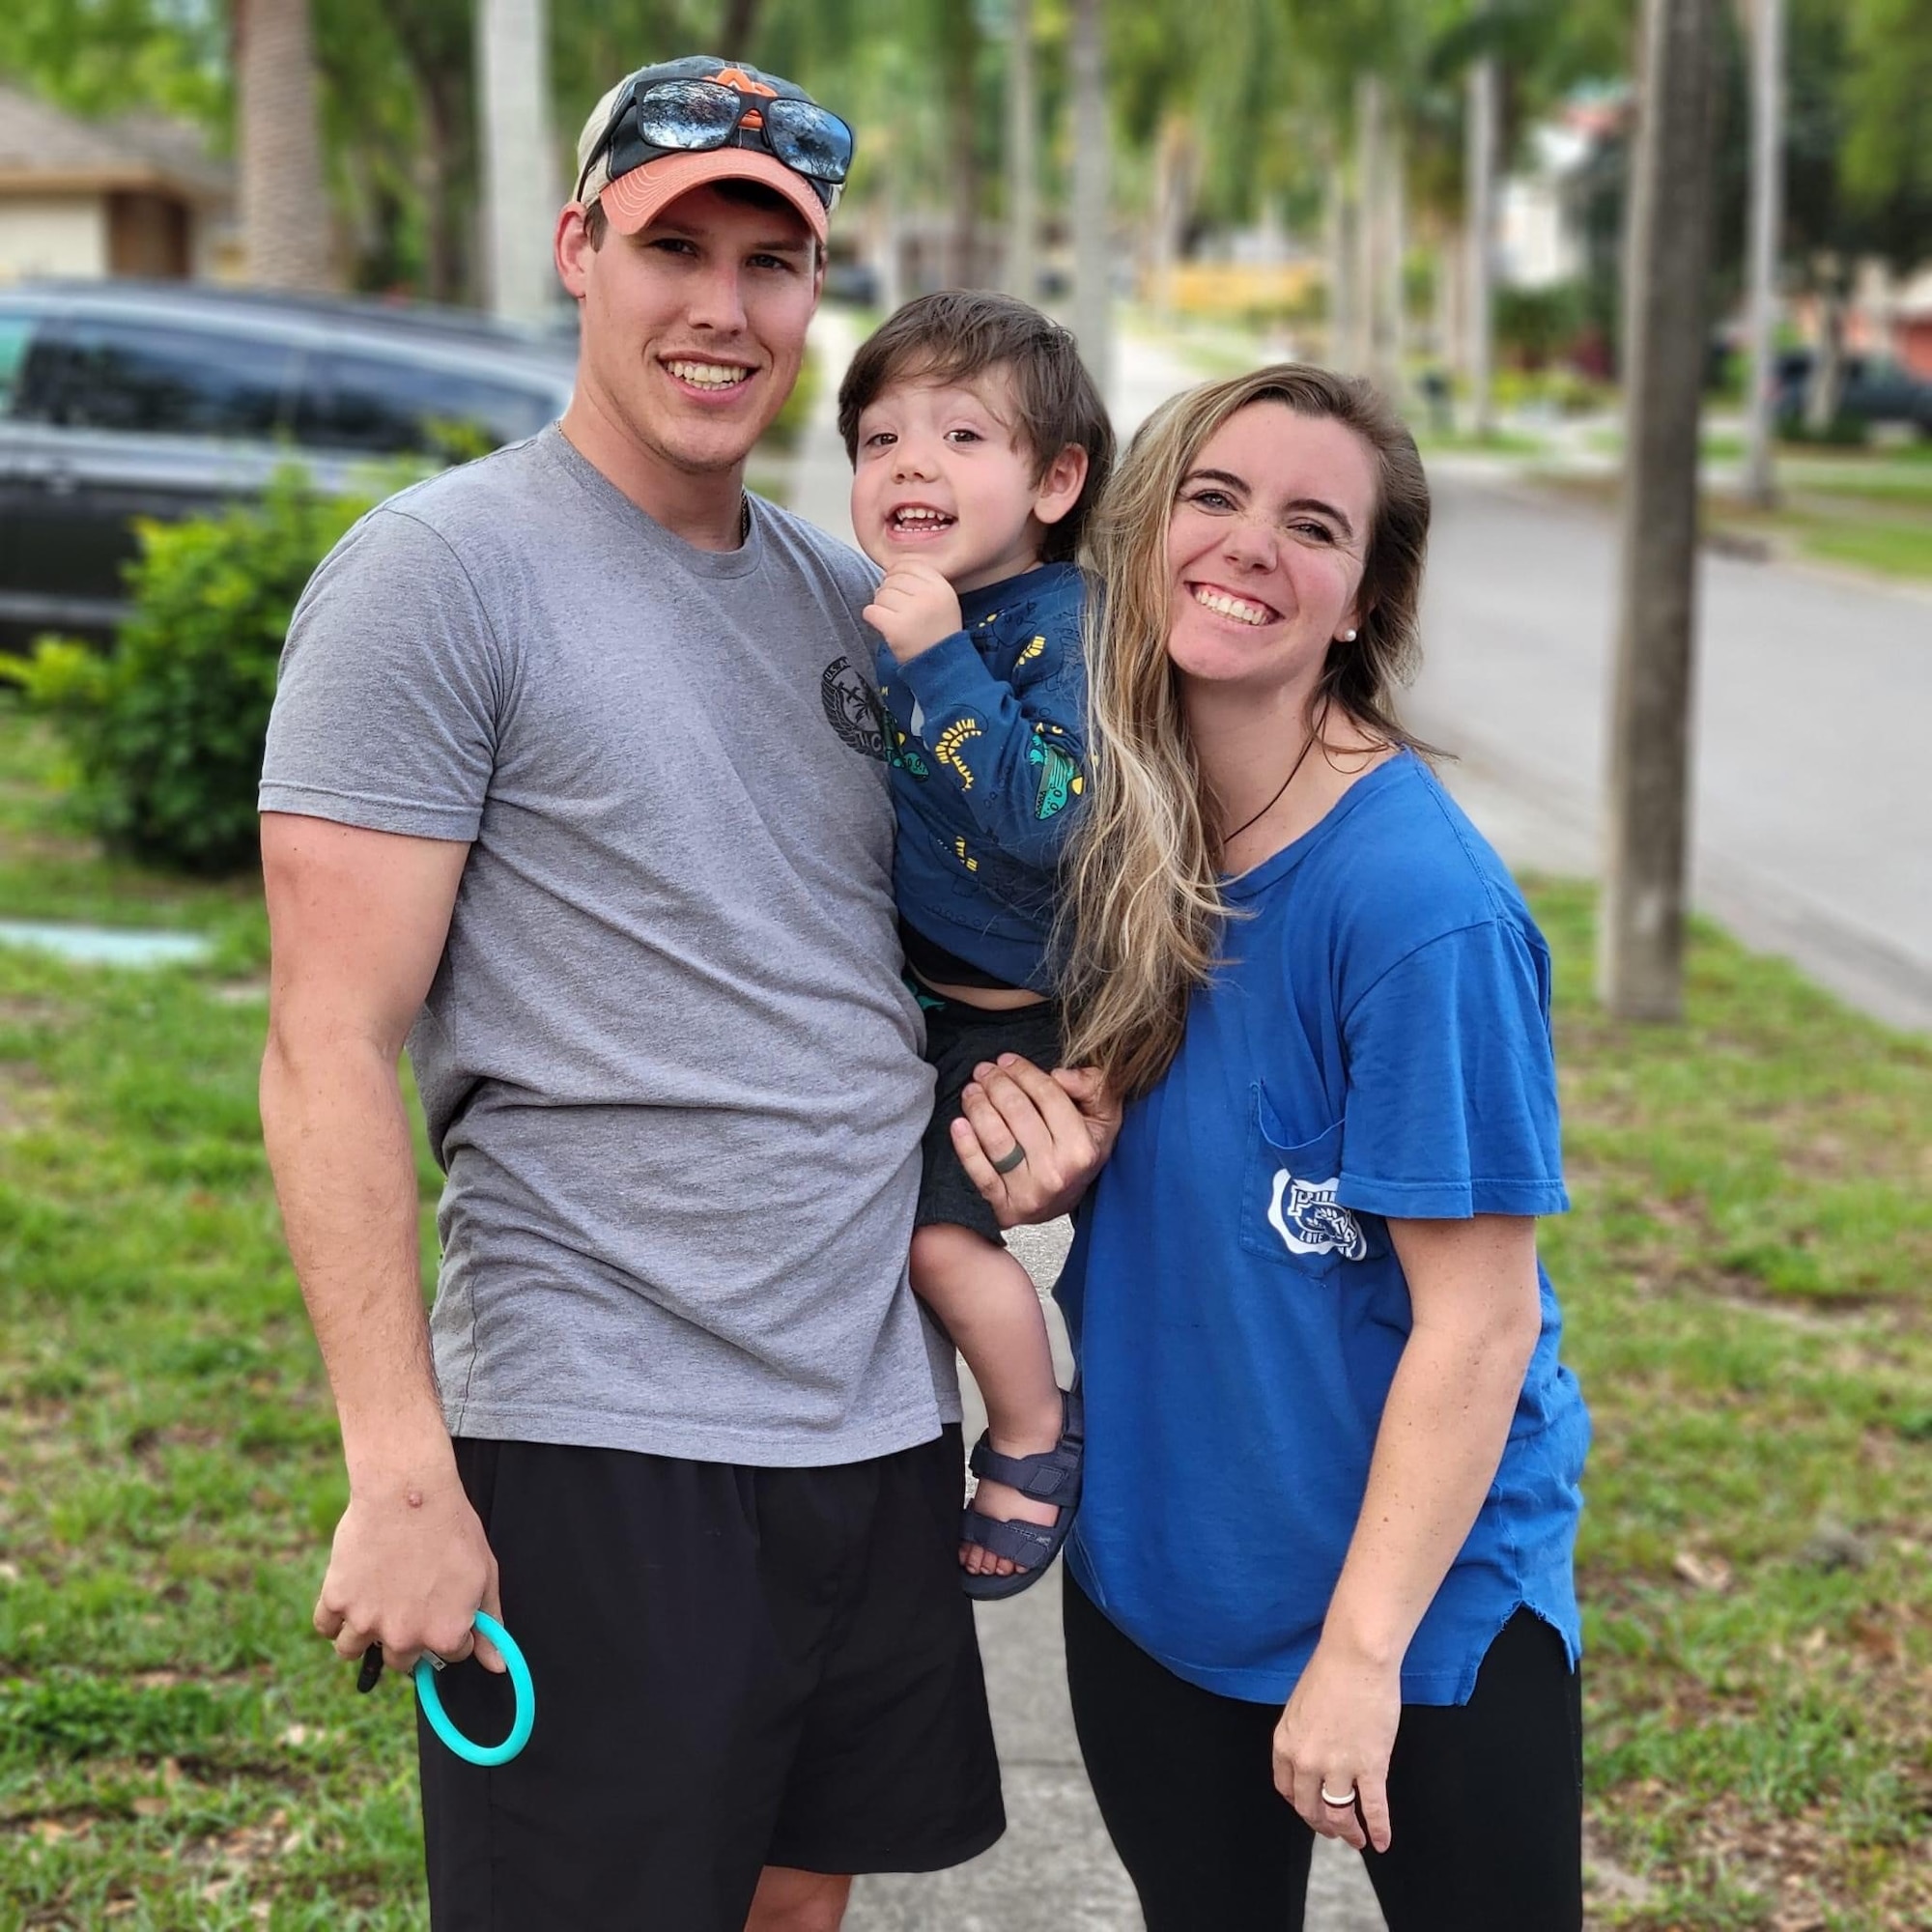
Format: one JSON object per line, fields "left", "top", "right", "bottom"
{"left": 1238, "top": 1087, "right": 1383, "bottom": 1277}
{"left": 1267, "top": 1169, "right": 1369, "bottom": 1261}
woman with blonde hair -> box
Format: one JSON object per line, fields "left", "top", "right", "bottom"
{"left": 954, "top": 365, "right": 1588, "bottom": 1929}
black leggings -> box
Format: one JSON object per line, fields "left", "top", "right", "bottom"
{"left": 1065, "top": 1579, "right": 1582, "bottom": 1932}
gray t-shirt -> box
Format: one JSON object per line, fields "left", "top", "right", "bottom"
{"left": 261, "top": 425, "right": 955, "bottom": 1464}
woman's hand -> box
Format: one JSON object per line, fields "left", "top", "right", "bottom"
{"left": 1271, "top": 1635, "right": 1402, "bottom": 1853}
{"left": 951, "top": 1057, "right": 1121, "bottom": 1227}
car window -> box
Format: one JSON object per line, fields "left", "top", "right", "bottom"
{"left": 292, "top": 351, "right": 562, "bottom": 458}
{"left": 42, "top": 318, "right": 295, "bottom": 438}
{"left": 0, "top": 311, "right": 37, "bottom": 418}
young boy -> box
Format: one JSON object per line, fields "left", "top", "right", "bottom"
{"left": 838, "top": 291, "right": 1114, "bottom": 1598}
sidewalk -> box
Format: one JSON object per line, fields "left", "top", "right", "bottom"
{"left": 794, "top": 305, "right": 1390, "bottom": 1932}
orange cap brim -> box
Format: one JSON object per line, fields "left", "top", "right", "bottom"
{"left": 598, "top": 148, "right": 829, "bottom": 246}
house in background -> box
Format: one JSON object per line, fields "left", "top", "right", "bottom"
{"left": 0, "top": 82, "right": 236, "bottom": 284}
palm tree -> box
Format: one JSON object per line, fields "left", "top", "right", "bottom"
{"left": 476, "top": 0, "right": 558, "bottom": 322}
{"left": 1070, "top": 0, "right": 1113, "bottom": 393}
{"left": 1006, "top": 0, "right": 1038, "bottom": 302}
{"left": 237, "top": 0, "right": 335, "bottom": 289}
{"left": 1740, "top": 0, "right": 1785, "bottom": 506}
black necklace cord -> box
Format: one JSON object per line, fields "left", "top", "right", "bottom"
{"left": 1218, "top": 696, "right": 1331, "bottom": 849}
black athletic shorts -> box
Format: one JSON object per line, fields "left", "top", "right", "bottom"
{"left": 914, "top": 993, "right": 1065, "bottom": 1242}
{"left": 418, "top": 1431, "right": 1004, "bottom": 1931}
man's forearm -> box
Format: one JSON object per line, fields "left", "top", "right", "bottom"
{"left": 261, "top": 1029, "right": 451, "bottom": 1487}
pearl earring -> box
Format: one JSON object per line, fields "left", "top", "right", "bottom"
{"left": 1342, "top": 628, "right": 1358, "bottom": 642}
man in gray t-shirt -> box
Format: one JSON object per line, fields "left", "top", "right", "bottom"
{"left": 257, "top": 54, "right": 1109, "bottom": 1932}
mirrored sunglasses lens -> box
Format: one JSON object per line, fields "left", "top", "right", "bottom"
{"left": 633, "top": 79, "right": 741, "bottom": 152}
{"left": 763, "top": 100, "right": 853, "bottom": 181}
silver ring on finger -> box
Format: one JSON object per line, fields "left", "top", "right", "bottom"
{"left": 1319, "top": 1782, "right": 1358, "bottom": 1807}
{"left": 990, "top": 1144, "right": 1027, "bottom": 1175}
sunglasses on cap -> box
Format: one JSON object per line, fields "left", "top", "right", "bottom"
{"left": 577, "top": 74, "right": 856, "bottom": 213}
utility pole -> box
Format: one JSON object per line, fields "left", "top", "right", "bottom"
{"left": 477, "top": 0, "right": 558, "bottom": 325}
{"left": 1740, "top": 0, "right": 1785, "bottom": 508}
{"left": 1465, "top": 54, "right": 1498, "bottom": 438}
{"left": 1598, "top": 0, "right": 1716, "bottom": 1021}
{"left": 1070, "top": 0, "right": 1113, "bottom": 396}
{"left": 1006, "top": 0, "right": 1038, "bottom": 302}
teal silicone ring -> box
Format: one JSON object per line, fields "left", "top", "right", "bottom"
{"left": 412, "top": 1611, "right": 534, "bottom": 1767}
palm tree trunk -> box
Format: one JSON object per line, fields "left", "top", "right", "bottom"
{"left": 1354, "top": 73, "right": 1381, "bottom": 378}
{"left": 1005, "top": 0, "right": 1037, "bottom": 301}
{"left": 1599, "top": 0, "right": 1717, "bottom": 1021}
{"left": 1070, "top": 0, "right": 1112, "bottom": 394}
{"left": 1325, "top": 146, "right": 1353, "bottom": 371}
{"left": 1741, "top": 0, "right": 1784, "bottom": 506}
{"left": 949, "top": 1, "right": 981, "bottom": 286}
{"left": 1804, "top": 267, "right": 1848, "bottom": 433}
{"left": 476, "top": 0, "right": 557, "bottom": 322}
{"left": 1465, "top": 54, "right": 1498, "bottom": 436}
{"left": 1386, "top": 120, "right": 1406, "bottom": 386}
{"left": 237, "top": 0, "right": 335, "bottom": 290}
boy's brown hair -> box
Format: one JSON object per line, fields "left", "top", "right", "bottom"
{"left": 837, "top": 290, "right": 1116, "bottom": 565}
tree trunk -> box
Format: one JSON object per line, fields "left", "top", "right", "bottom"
{"left": 476, "top": 0, "right": 557, "bottom": 323}
{"left": 415, "top": 83, "right": 455, "bottom": 303}
{"left": 1741, "top": 0, "right": 1784, "bottom": 506}
{"left": 1354, "top": 73, "right": 1381, "bottom": 379}
{"left": 1325, "top": 149, "right": 1353, "bottom": 371}
{"left": 720, "top": 0, "right": 761, "bottom": 54}
{"left": 1599, "top": 0, "right": 1716, "bottom": 1022}
{"left": 237, "top": 0, "right": 335, "bottom": 290}
{"left": 1804, "top": 269, "right": 1847, "bottom": 432}
{"left": 1070, "top": 0, "right": 1112, "bottom": 395}
{"left": 949, "top": 2, "right": 981, "bottom": 286}
{"left": 1005, "top": 0, "right": 1037, "bottom": 302}
{"left": 1385, "top": 117, "right": 1407, "bottom": 392}
{"left": 1151, "top": 117, "right": 1195, "bottom": 327}
{"left": 1435, "top": 218, "right": 1463, "bottom": 369}
{"left": 1465, "top": 55, "right": 1498, "bottom": 437}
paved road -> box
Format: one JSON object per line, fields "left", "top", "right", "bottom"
{"left": 1413, "top": 469, "right": 1932, "bottom": 1032}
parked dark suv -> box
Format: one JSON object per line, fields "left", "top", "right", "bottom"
{"left": 1770, "top": 349, "right": 1932, "bottom": 440}
{"left": 0, "top": 282, "right": 578, "bottom": 644}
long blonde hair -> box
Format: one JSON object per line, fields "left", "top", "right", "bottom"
{"left": 1059, "top": 365, "right": 1433, "bottom": 1101}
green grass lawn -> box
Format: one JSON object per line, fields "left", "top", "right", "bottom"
{"left": 1411, "top": 424, "right": 1549, "bottom": 458}
{"left": 1709, "top": 495, "right": 1932, "bottom": 584}
{"left": 2, "top": 705, "right": 1929, "bottom": 1926}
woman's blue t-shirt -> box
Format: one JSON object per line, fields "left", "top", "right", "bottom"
{"left": 1058, "top": 751, "right": 1590, "bottom": 1707}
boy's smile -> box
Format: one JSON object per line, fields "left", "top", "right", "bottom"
{"left": 852, "top": 372, "right": 1069, "bottom": 593}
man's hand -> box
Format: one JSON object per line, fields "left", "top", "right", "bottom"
{"left": 864, "top": 562, "right": 963, "bottom": 664}
{"left": 313, "top": 1460, "right": 504, "bottom": 1677}
{"left": 951, "top": 1058, "right": 1121, "bottom": 1226}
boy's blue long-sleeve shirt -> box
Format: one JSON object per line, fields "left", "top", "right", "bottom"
{"left": 876, "top": 560, "right": 1089, "bottom": 991}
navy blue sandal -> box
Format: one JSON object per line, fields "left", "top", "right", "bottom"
{"left": 960, "top": 1386, "right": 1084, "bottom": 1602}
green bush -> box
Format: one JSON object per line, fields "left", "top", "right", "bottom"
{"left": 1780, "top": 414, "right": 1872, "bottom": 449}
{"left": 1495, "top": 282, "right": 1588, "bottom": 371}
{"left": 1, "top": 469, "right": 376, "bottom": 874}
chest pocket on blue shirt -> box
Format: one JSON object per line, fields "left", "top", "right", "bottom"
{"left": 1238, "top": 1084, "right": 1388, "bottom": 1279}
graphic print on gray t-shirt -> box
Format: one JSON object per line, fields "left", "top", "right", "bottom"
{"left": 260, "top": 426, "right": 952, "bottom": 1464}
